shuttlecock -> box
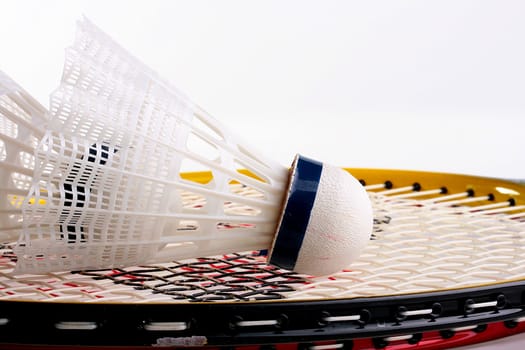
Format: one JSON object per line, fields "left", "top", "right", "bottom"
{"left": 0, "top": 71, "right": 48, "bottom": 243}
{"left": 15, "top": 19, "right": 373, "bottom": 276}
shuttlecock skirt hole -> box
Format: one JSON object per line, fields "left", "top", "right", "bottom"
{"left": 0, "top": 115, "right": 18, "bottom": 140}
{"left": 50, "top": 90, "right": 133, "bottom": 147}
{"left": 0, "top": 103, "right": 22, "bottom": 136}
{"left": 176, "top": 220, "right": 200, "bottom": 232}
{"left": 227, "top": 176, "right": 266, "bottom": 196}
{"left": 62, "top": 49, "right": 134, "bottom": 103}
{"left": 191, "top": 115, "right": 224, "bottom": 143}
{"left": 18, "top": 150, "right": 36, "bottom": 170}
{"left": 224, "top": 182, "right": 264, "bottom": 218}
{"left": 179, "top": 159, "right": 214, "bottom": 184}
{"left": 236, "top": 144, "right": 274, "bottom": 173}
{"left": 186, "top": 131, "right": 220, "bottom": 162}
{"left": 62, "top": 52, "right": 82, "bottom": 87}
{"left": 10, "top": 172, "right": 32, "bottom": 191}
{"left": 7, "top": 193, "right": 24, "bottom": 209}
{"left": 0, "top": 140, "right": 5, "bottom": 161}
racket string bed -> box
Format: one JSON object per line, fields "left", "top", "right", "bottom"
{"left": 1, "top": 177, "right": 525, "bottom": 302}
{"left": 1, "top": 173, "right": 525, "bottom": 348}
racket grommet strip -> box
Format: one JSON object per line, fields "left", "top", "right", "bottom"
{"left": 447, "top": 324, "right": 488, "bottom": 335}
{"left": 496, "top": 294, "right": 507, "bottom": 309}
{"left": 379, "top": 333, "right": 422, "bottom": 347}
{"left": 505, "top": 320, "right": 519, "bottom": 329}
{"left": 374, "top": 333, "right": 420, "bottom": 349}
{"left": 306, "top": 343, "right": 348, "bottom": 350}
{"left": 464, "top": 295, "right": 506, "bottom": 314}
{"left": 430, "top": 302, "right": 443, "bottom": 319}
{"left": 408, "top": 333, "right": 423, "bottom": 344}
{"left": 439, "top": 329, "right": 455, "bottom": 339}
{"left": 319, "top": 309, "right": 371, "bottom": 327}
{"left": 372, "top": 338, "right": 389, "bottom": 349}
{"left": 505, "top": 316, "right": 525, "bottom": 329}
{"left": 143, "top": 321, "right": 188, "bottom": 332}
{"left": 384, "top": 334, "right": 413, "bottom": 342}
{"left": 54, "top": 321, "right": 98, "bottom": 331}
{"left": 395, "top": 303, "right": 443, "bottom": 322}
{"left": 452, "top": 325, "right": 479, "bottom": 333}
{"left": 300, "top": 342, "right": 338, "bottom": 350}
{"left": 319, "top": 312, "right": 360, "bottom": 325}
{"left": 395, "top": 306, "right": 408, "bottom": 322}
{"left": 441, "top": 324, "right": 490, "bottom": 339}
{"left": 358, "top": 309, "right": 372, "bottom": 326}
{"left": 229, "top": 314, "right": 288, "bottom": 330}
{"left": 474, "top": 324, "right": 488, "bottom": 333}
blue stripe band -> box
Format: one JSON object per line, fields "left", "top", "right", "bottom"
{"left": 269, "top": 155, "right": 323, "bottom": 271}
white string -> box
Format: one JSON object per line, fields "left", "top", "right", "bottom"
{"left": 1, "top": 182, "right": 524, "bottom": 302}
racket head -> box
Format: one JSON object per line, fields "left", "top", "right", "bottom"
{"left": 0, "top": 168, "right": 524, "bottom": 349}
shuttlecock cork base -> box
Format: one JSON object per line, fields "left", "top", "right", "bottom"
{"left": 269, "top": 155, "right": 373, "bottom": 276}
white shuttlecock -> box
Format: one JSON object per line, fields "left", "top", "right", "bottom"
{"left": 15, "top": 19, "right": 373, "bottom": 276}
{"left": 0, "top": 71, "right": 48, "bottom": 243}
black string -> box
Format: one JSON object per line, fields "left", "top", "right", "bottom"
{"left": 60, "top": 143, "right": 118, "bottom": 242}
{"left": 77, "top": 253, "right": 308, "bottom": 302}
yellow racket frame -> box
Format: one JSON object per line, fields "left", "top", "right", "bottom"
{"left": 182, "top": 168, "right": 525, "bottom": 207}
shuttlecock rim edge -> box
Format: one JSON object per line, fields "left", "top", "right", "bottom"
{"left": 268, "top": 154, "right": 323, "bottom": 272}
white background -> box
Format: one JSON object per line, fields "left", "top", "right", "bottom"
{"left": 2, "top": 0, "right": 525, "bottom": 179}
{"left": 1, "top": 1, "right": 525, "bottom": 348}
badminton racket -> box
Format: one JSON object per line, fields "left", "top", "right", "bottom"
{"left": 0, "top": 168, "right": 524, "bottom": 349}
